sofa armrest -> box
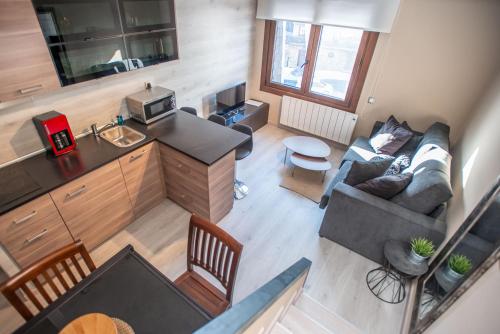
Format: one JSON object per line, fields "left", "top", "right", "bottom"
{"left": 319, "top": 182, "right": 447, "bottom": 264}
{"left": 319, "top": 161, "right": 353, "bottom": 209}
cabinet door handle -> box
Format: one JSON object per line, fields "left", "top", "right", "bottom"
{"left": 65, "top": 185, "right": 87, "bottom": 200}
{"left": 19, "top": 85, "right": 43, "bottom": 95}
{"left": 12, "top": 211, "right": 37, "bottom": 225}
{"left": 129, "top": 152, "right": 145, "bottom": 162}
{"left": 25, "top": 229, "right": 48, "bottom": 244}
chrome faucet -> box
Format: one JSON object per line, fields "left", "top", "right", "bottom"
{"left": 91, "top": 120, "right": 117, "bottom": 136}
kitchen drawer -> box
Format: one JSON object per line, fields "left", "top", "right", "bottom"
{"left": 50, "top": 160, "right": 134, "bottom": 250}
{"left": 0, "top": 194, "right": 74, "bottom": 267}
{"left": 158, "top": 143, "right": 235, "bottom": 223}
{"left": 159, "top": 144, "right": 208, "bottom": 177}
{"left": 165, "top": 177, "right": 210, "bottom": 219}
{"left": 119, "top": 142, "right": 166, "bottom": 217}
{"left": 159, "top": 144, "right": 208, "bottom": 191}
{"left": 162, "top": 156, "right": 209, "bottom": 193}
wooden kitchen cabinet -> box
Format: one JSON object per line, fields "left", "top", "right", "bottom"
{"left": 159, "top": 144, "right": 235, "bottom": 223}
{"left": 119, "top": 142, "right": 166, "bottom": 217}
{"left": 50, "top": 160, "right": 134, "bottom": 250}
{"left": 0, "top": 194, "right": 74, "bottom": 267}
{"left": 0, "top": 0, "right": 60, "bottom": 102}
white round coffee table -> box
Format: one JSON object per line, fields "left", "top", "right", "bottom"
{"left": 290, "top": 153, "right": 332, "bottom": 183}
{"left": 282, "top": 136, "right": 331, "bottom": 165}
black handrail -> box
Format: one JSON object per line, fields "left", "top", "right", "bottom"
{"left": 194, "top": 257, "right": 312, "bottom": 334}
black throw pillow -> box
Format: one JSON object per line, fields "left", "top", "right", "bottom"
{"left": 397, "top": 121, "right": 423, "bottom": 156}
{"left": 344, "top": 158, "right": 394, "bottom": 186}
{"left": 401, "top": 121, "right": 420, "bottom": 134}
{"left": 355, "top": 173, "right": 413, "bottom": 199}
{"left": 370, "top": 116, "right": 414, "bottom": 155}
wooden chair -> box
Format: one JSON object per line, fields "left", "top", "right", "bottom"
{"left": 175, "top": 215, "right": 243, "bottom": 317}
{"left": 0, "top": 240, "right": 96, "bottom": 320}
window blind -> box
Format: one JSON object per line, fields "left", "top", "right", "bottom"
{"left": 256, "top": 0, "right": 400, "bottom": 33}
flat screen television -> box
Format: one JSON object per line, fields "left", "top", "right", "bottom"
{"left": 216, "top": 82, "right": 246, "bottom": 113}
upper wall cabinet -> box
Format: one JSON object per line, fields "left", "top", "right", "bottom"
{"left": 31, "top": 0, "right": 179, "bottom": 87}
{"left": 33, "top": 0, "right": 122, "bottom": 43}
{"left": 0, "top": 0, "right": 61, "bottom": 102}
{"left": 118, "top": 0, "right": 176, "bottom": 33}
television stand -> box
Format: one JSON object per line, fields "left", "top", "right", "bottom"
{"left": 216, "top": 100, "right": 269, "bottom": 132}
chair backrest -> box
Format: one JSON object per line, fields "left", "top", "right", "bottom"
{"left": 232, "top": 123, "right": 253, "bottom": 155}
{"left": 187, "top": 215, "right": 243, "bottom": 303}
{"left": 0, "top": 240, "right": 95, "bottom": 320}
{"left": 207, "top": 114, "right": 226, "bottom": 126}
{"left": 180, "top": 106, "right": 198, "bottom": 116}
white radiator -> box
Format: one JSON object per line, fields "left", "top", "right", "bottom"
{"left": 279, "top": 96, "right": 358, "bottom": 145}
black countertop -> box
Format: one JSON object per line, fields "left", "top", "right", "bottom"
{"left": 0, "top": 111, "right": 249, "bottom": 215}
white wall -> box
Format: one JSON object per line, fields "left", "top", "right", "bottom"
{"left": 421, "top": 69, "right": 500, "bottom": 334}
{"left": 445, "top": 70, "right": 500, "bottom": 240}
{"left": 0, "top": 0, "right": 257, "bottom": 165}
{"left": 249, "top": 0, "right": 500, "bottom": 145}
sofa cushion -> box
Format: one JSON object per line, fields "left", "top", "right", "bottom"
{"left": 355, "top": 173, "right": 413, "bottom": 199}
{"left": 393, "top": 121, "right": 422, "bottom": 157}
{"left": 416, "top": 122, "right": 450, "bottom": 152}
{"left": 401, "top": 121, "right": 423, "bottom": 136}
{"left": 369, "top": 116, "right": 413, "bottom": 155}
{"left": 340, "top": 137, "right": 378, "bottom": 165}
{"left": 344, "top": 158, "right": 394, "bottom": 186}
{"left": 370, "top": 121, "right": 385, "bottom": 137}
{"left": 429, "top": 203, "right": 447, "bottom": 221}
{"left": 391, "top": 147, "right": 453, "bottom": 214}
{"left": 319, "top": 158, "right": 393, "bottom": 209}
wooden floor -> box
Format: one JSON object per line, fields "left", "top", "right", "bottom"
{"left": 0, "top": 124, "right": 406, "bottom": 334}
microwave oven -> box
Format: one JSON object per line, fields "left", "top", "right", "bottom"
{"left": 126, "top": 86, "right": 176, "bottom": 124}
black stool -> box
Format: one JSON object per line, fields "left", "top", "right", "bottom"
{"left": 232, "top": 124, "right": 253, "bottom": 200}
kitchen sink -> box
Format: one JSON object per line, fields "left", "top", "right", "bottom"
{"left": 99, "top": 126, "right": 146, "bottom": 147}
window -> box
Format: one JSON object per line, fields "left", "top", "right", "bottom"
{"left": 261, "top": 20, "right": 378, "bottom": 113}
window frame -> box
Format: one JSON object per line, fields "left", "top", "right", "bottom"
{"left": 260, "top": 20, "right": 379, "bottom": 113}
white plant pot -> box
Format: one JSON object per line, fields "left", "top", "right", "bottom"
{"left": 409, "top": 248, "right": 429, "bottom": 264}
{"left": 444, "top": 264, "right": 464, "bottom": 282}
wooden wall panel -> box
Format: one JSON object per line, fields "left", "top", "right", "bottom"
{"left": 0, "top": 0, "right": 256, "bottom": 165}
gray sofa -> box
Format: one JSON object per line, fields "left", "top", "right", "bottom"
{"left": 319, "top": 121, "right": 452, "bottom": 264}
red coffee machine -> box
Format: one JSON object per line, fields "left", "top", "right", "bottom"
{"left": 33, "top": 111, "right": 76, "bottom": 156}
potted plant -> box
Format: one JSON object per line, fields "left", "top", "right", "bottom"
{"left": 445, "top": 254, "right": 473, "bottom": 281}
{"left": 409, "top": 237, "right": 435, "bottom": 264}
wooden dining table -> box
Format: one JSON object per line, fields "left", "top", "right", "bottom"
{"left": 13, "top": 245, "right": 211, "bottom": 334}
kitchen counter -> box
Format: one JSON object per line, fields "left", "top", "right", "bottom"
{"left": 0, "top": 111, "right": 249, "bottom": 215}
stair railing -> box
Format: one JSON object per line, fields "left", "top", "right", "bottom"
{"left": 194, "top": 257, "right": 312, "bottom": 334}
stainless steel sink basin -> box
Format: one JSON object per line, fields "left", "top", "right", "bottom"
{"left": 99, "top": 126, "right": 146, "bottom": 147}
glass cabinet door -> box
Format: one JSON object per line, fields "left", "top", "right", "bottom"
{"left": 118, "top": 0, "right": 176, "bottom": 33}
{"left": 34, "top": 0, "right": 121, "bottom": 43}
{"left": 50, "top": 37, "right": 129, "bottom": 85}
{"left": 125, "top": 31, "right": 178, "bottom": 67}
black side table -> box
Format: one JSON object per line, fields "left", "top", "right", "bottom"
{"left": 366, "top": 240, "right": 429, "bottom": 304}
